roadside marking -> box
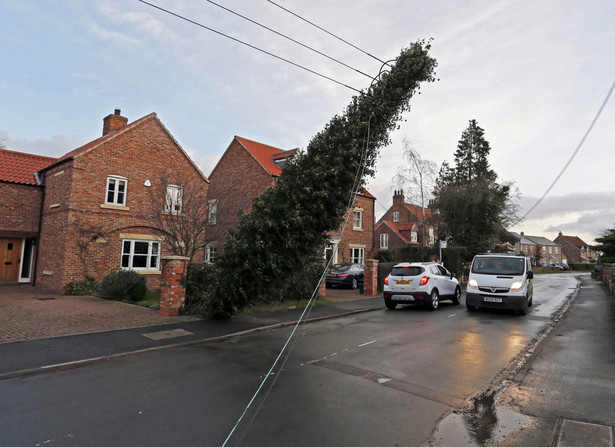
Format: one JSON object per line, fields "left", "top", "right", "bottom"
{"left": 448, "top": 314, "right": 457, "bottom": 318}
{"left": 358, "top": 339, "right": 377, "bottom": 347}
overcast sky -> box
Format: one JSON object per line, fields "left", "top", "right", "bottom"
{"left": 2, "top": 0, "right": 614, "bottom": 245}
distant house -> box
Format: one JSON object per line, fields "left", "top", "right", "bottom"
{"left": 374, "top": 190, "right": 436, "bottom": 254}
{"left": 554, "top": 232, "right": 598, "bottom": 263}
{"left": 0, "top": 110, "right": 209, "bottom": 292}
{"left": 511, "top": 232, "right": 562, "bottom": 265}
{"left": 206, "top": 135, "right": 375, "bottom": 265}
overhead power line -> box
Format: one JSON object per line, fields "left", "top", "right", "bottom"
{"left": 201, "top": 0, "right": 373, "bottom": 79}
{"left": 521, "top": 78, "right": 615, "bottom": 221}
{"left": 266, "top": 0, "right": 391, "bottom": 67}
{"left": 138, "top": 0, "right": 362, "bottom": 92}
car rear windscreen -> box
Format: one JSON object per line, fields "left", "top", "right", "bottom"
{"left": 472, "top": 257, "right": 525, "bottom": 275}
{"left": 391, "top": 266, "right": 424, "bottom": 277}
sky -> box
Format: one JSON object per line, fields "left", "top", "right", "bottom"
{"left": 2, "top": 0, "right": 614, "bottom": 245}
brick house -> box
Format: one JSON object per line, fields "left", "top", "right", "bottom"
{"left": 0, "top": 150, "right": 56, "bottom": 284}
{"left": 0, "top": 110, "right": 208, "bottom": 292}
{"left": 206, "top": 135, "right": 375, "bottom": 265}
{"left": 511, "top": 232, "right": 563, "bottom": 265}
{"left": 374, "top": 190, "right": 436, "bottom": 254}
{"left": 554, "top": 232, "right": 598, "bottom": 263}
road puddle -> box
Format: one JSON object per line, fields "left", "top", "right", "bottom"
{"left": 432, "top": 392, "right": 535, "bottom": 446}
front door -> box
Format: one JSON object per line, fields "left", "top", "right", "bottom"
{"left": 0, "top": 238, "right": 22, "bottom": 282}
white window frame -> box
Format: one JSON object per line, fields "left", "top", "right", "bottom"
{"left": 165, "top": 184, "right": 183, "bottom": 214}
{"left": 428, "top": 228, "right": 435, "bottom": 246}
{"left": 411, "top": 229, "right": 418, "bottom": 243}
{"left": 205, "top": 244, "right": 217, "bottom": 263}
{"left": 353, "top": 209, "right": 363, "bottom": 230}
{"left": 393, "top": 211, "right": 400, "bottom": 223}
{"left": 105, "top": 175, "right": 128, "bottom": 206}
{"left": 380, "top": 233, "right": 389, "bottom": 249}
{"left": 121, "top": 239, "right": 160, "bottom": 271}
{"left": 208, "top": 199, "right": 218, "bottom": 224}
{"left": 350, "top": 247, "right": 364, "bottom": 264}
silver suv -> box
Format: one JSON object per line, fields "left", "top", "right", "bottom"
{"left": 383, "top": 262, "right": 461, "bottom": 311}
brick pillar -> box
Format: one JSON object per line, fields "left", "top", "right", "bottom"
{"left": 364, "top": 259, "right": 379, "bottom": 296}
{"left": 318, "top": 274, "right": 326, "bottom": 299}
{"left": 160, "top": 256, "right": 190, "bottom": 316}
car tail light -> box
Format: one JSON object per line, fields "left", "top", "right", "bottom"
{"left": 420, "top": 276, "right": 430, "bottom": 286}
{"left": 338, "top": 273, "right": 349, "bottom": 278}
{"left": 384, "top": 276, "right": 389, "bottom": 285}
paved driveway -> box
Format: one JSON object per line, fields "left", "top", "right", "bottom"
{"left": 0, "top": 285, "right": 195, "bottom": 344}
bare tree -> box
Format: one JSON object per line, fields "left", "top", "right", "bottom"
{"left": 148, "top": 172, "right": 211, "bottom": 261}
{"left": 393, "top": 137, "right": 438, "bottom": 245}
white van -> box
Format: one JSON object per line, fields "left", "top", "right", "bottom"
{"left": 465, "top": 253, "right": 534, "bottom": 315}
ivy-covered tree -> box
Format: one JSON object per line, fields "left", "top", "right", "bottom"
{"left": 198, "top": 40, "right": 438, "bottom": 318}
{"left": 432, "top": 119, "right": 517, "bottom": 254}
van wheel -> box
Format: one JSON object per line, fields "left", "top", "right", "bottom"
{"left": 466, "top": 304, "right": 478, "bottom": 312}
{"left": 429, "top": 289, "right": 439, "bottom": 311}
{"left": 452, "top": 287, "right": 461, "bottom": 305}
{"left": 518, "top": 300, "right": 529, "bottom": 315}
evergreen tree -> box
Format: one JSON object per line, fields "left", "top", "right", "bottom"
{"left": 594, "top": 227, "right": 615, "bottom": 259}
{"left": 432, "top": 120, "right": 516, "bottom": 254}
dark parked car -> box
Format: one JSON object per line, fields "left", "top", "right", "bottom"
{"left": 326, "top": 263, "right": 364, "bottom": 289}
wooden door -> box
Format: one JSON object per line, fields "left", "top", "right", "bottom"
{"left": 0, "top": 238, "right": 22, "bottom": 282}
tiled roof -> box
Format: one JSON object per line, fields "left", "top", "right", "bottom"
{"left": 45, "top": 113, "right": 157, "bottom": 171}
{"left": 0, "top": 149, "right": 56, "bottom": 185}
{"left": 376, "top": 221, "right": 419, "bottom": 245}
{"left": 358, "top": 187, "right": 376, "bottom": 199}
{"left": 524, "top": 235, "right": 559, "bottom": 246}
{"left": 404, "top": 203, "right": 432, "bottom": 219}
{"left": 235, "top": 136, "right": 296, "bottom": 177}
{"left": 559, "top": 235, "right": 588, "bottom": 248}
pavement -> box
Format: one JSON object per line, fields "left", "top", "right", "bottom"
{"left": 1, "top": 277, "right": 614, "bottom": 446}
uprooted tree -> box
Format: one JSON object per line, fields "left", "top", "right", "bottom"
{"left": 197, "top": 40, "right": 438, "bottom": 319}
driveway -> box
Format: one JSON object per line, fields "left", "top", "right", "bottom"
{"left": 0, "top": 285, "right": 194, "bottom": 344}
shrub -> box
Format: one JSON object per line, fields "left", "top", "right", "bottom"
{"left": 99, "top": 270, "right": 147, "bottom": 302}
{"left": 185, "top": 263, "right": 217, "bottom": 312}
{"left": 568, "top": 263, "right": 596, "bottom": 271}
{"left": 64, "top": 276, "right": 98, "bottom": 296}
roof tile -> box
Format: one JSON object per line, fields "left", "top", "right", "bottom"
{"left": 0, "top": 149, "right": 56, "bottom": 185}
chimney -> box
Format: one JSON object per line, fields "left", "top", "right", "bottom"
{"left": 102, "top": 109, "right": 128, "bottom": 136}
{"left": 520, "top": 231, "right": 524, "bottom": 237}
{"left": 393, "top": 189, "right": 405, "bottom": 205}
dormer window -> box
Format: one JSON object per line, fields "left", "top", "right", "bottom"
{"left": 106, "top": 176, "right": 128, "bottom": 206}
{"left": 393, "top": 211, "right": 400, "bottom": 222}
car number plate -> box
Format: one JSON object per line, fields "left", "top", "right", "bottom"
{"left": 396, "top": 280, "right": 411, "bottom": 285}
{"left": 484, "top": 297, "right": 502, "bottom": 303}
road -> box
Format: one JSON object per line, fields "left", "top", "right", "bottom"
{"left": 0, "top": 274, "right": 579, "bottom": 447}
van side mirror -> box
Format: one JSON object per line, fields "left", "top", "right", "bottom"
{"left": 527, "top": 271, "right": 534, "bottom": 279}
{"left": 464, "top": 267, "right": 470, "bottom": 276}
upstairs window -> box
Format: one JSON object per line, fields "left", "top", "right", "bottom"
{"left": 353, "top": 209, "right": 363, "bottom": 230}
{"left": 208, "top": 199, "right": 218, "bottom": 224}
{"left": 393, "top": 211, "right": 400, "bottom": 223}
{"left": 106, "top": 176, "right": 127, "bottom": 206}
{"left": 411, "top": 228, "right": 418, "bottom": 243}
{"left": 205, "top": 245, "right": 217, "bottom": 263}
{"left": 428, "top": 228, "right": 435, "bottom": 246}
{"left": 165, "top": 185, "right": 183, "bottom": 214}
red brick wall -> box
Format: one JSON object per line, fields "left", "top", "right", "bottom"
{"left": 0, "top": 182, "right": 43, "bottom": 236}
{"left": 373, "top": 223, "right": 418, "bottom": 257}
{"left": 36, "top": 115, "right": 208, "bottom": 293}
{"left": 331, "top": 193, "right": 375, "bottom": 264}
{"left": 206, "top": 138, "right": 275, "bottom": 245}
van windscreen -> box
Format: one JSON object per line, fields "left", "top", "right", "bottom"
{"left": 472, "top": 257, "right": 525, "bottom": 275}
